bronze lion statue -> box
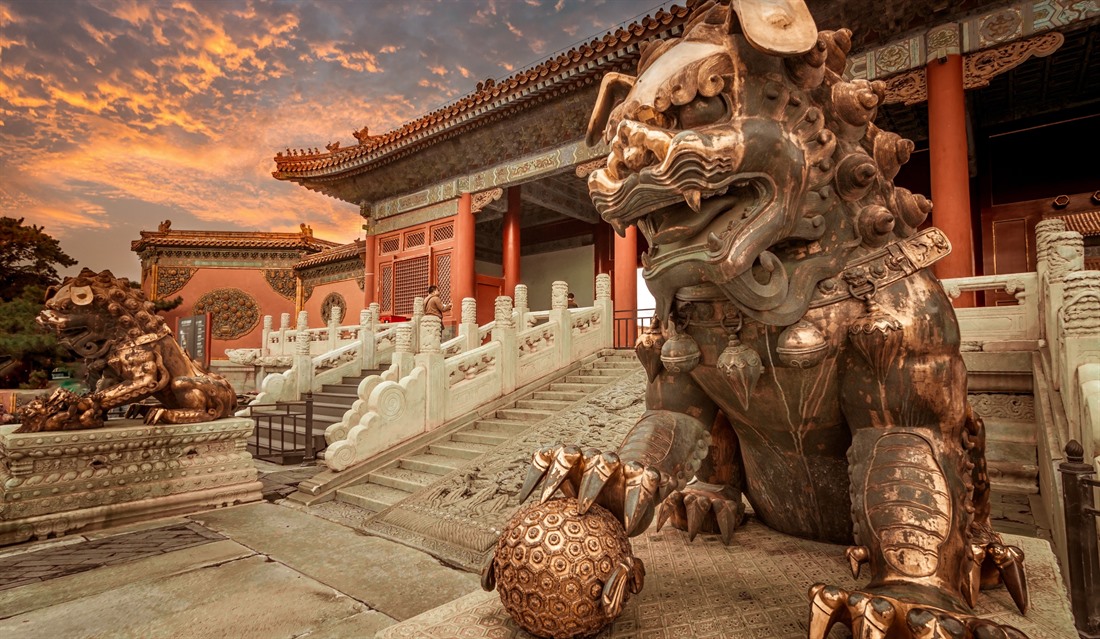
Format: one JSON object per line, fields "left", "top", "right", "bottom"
{"left": 519, "top": 1, "right": 1030, "bottom": 637}
{"left": 16, "top": 269, "right": 236, "bottom": 432}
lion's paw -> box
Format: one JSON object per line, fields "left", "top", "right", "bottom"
{"left": 655, "top": 480, "right": 745, "bottom": 545}
{"left": 808, "top": 584, "right": 1030, "bottom": 639}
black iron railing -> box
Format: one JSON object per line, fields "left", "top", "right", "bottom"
{"left": 613, "top": 308, "right": 655, "bottom": 349}
{"left": 245, "top": 394, "right": 315, "bottom": 464}
{"left": 1060, "top": 440, "right": 1100, "bottom": 638}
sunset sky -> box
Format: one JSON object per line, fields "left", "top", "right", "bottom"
{"left": 1, "top": 0, "right": 667, "bottom": 280}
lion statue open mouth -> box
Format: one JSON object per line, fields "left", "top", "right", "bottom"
{"left": 508, "top": 2, "right": 1033, "bottom": 638}
{"left": 16, "top": 269, "right": 236, "bottom": 432}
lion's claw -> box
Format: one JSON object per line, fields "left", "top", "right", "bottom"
{"left": 982, "top": 542, "right": 1028, "bottom": 615}
{"left": 655, "top": 481, "right": 745, "bottom": 545}
{"left": 517, "top": 444, "right": 670, "bottom": 535}
{"left": 807, "top": 584, "right": 1030, "bottom": 639}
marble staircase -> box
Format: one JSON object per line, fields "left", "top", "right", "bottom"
{"left": 331, "top": 352, "right": 640, "bottom": 515}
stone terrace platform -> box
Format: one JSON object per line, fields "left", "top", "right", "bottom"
{"left": 379, "top": 519, "right": 1076, "bottom": 639}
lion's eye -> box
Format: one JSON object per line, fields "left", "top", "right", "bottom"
{"left": 677, "top": 94, "right": 727, "bottom": 129}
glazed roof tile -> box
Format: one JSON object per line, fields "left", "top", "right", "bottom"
{"left": 294, "top": 239, "right": 366, "bottom": 270}
{"left": 271, "top": 2, "right": 694, "bottom": 181}
{"left": 131, "top": 228, "right": 341, "bottom": 252}
{"left": 1053, "top": 210, "right": 1100, "bottom": 237}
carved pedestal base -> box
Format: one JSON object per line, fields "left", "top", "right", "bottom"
{"left": 0, "top": 417, "right": 262, "bottom": 546}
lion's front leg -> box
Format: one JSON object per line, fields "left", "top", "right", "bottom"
{"left": 93, "top": 348, "right": 170, "bottom": 412}
{"left": 811, "top": 326, "right": 1029, "bottom": 638}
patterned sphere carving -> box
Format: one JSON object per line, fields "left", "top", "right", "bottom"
{"left": 193, "top": 288, "right": 260, "bottom": 340}
{"left": 491, "top": 498, "right": 637, "bottom": 639}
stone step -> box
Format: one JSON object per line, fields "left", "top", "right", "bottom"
{"left": 531, "top": 390, "right": 588, "bottom": 402}
{"left": 592, "top": 360, "right": 638, "bottom": 369}
{"left": 988, "top": 460, "right": 1039, "bottom": 495}
{"left": 474, "top": 419, "right": 531, "bottom": 435}
{"left": 310, "top": 392, "right": 358, "bottom": 405}
{"left": 515, "top": 398, "right": 572, "bottom": 411}
{"left": 400, "top": 453, "right": 467, "bottom": 475}
{"left": 563, "top": 375, "right": 610, "bottom": 385}
{"left": 341, "top": 370, "right": 386, "bottom": 385}
{"left": 335, "top": 482, "right": 411, "bottom": 512}
{"left": 428, "top": 440, "right": 494, "bottom": 460}
{"left": 368, "top": 465, "right": 439, "bottom": 492}
{"left": 320, "top": 383, "right": 360, "bottom": 394}
{"left": 984, "top": 419, "right": 1038, "bottom": 445}
{"left": 549, "top": 382, "right": 603, "bottom": 393}
{"left": 451, "top": 430, "right": 512, "bottom": 446}
{"left": 580, "top": 367, "right": 630, "bottom": 376}
{"left": 311, "top": 402, "right": 354, "bottom": 418}
{"left": 495, "top": 408, "right": 556, "bottom": 422}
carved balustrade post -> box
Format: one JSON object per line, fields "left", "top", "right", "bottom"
{"left": 1060, "top": 271, "right": 1100, "bottom": 451}
{"left": 328, "top": 305, "right": 340, "bottom": 353}
{"left": 295, "top": 311, "right": 312, "bottom": 399}
{"left": 278, "top": 312, "right": 291, "bottom": 357}
{"left": 459, "top": 297, "right": 478, "bottom": 351}
{"left": 261, "top": 315, "right": 273, "bottom": 357}
{"left": 493, "top": 296, "right": 517, "bottom": 395}
{"left": 1045, "top": 229, "right": 1085, "bottom": 391}
{"left": 514, "top": 284, "right": 530, "bottom": 328}
{"left": 1059, "top": 440, "right": 1100, "bottom": 638}
{"left": 394, "top": 323, "right": 415, "bottom": 378}
{"left": 595, "top": 273, "right": 613, "bottom": 350}
{"left": 412, "top": 296, "right": 425, "bottom": 354}
{"left": 549, "top": 281, "right": 573, "bottom": 368}
{"left": 1035, "top": 218, "right": 1066, "bottom": 343}
{"left": 358, "top": 309, "right": 376, "bottom": 371}
{"left": 417, "top": 315, "right": 445, "bottom": 429}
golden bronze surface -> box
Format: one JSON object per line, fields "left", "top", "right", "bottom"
{"left": 518, "top": 1, "right": 1032, "bottom": 637}
{"left": 482, "top": 498, "right": 643, "bottom": 639}
{"left": 16, "top": 269, "right": 237, "bottom": 432}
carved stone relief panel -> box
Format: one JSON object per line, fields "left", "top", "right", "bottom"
{"left": 194, "top": 288, "right": 261, "bottom": 340}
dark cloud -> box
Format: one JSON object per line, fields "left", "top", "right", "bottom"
{"left": 0, "top": 0, "right": 669, "bottom": 279}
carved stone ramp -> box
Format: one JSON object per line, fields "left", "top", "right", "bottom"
{"left": 284, "top": 350, "right": 639, "bottom": 510}
{"left": 332, "top": 352, "right": 641, "bottom": 519}
{"left": 359, "top": 365, "right": 647, "bottom": 571}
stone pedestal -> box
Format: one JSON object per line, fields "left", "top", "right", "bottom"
{"left": 377, "top": 520, "right": 1075, "bottom": 638}
{"left": 0, "top": 417, "right": 262, "bottom": 546}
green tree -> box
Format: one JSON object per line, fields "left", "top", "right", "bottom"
{"left": 0, "top": 217, "right": 78, "bottom": 301}
{"left": 0, "top": 285, "right": 70, "bottom": 388}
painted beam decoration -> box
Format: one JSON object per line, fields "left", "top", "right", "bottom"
{"left": 494, "top": 1, "right": 1035, "bottom": 638}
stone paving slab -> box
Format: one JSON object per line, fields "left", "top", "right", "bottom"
{"left": 190, "top": 501, "right": 480, "bottom": 621}
{"left": 0, "top": 539, "right": 253, "bottom": 619}
{"left": 378, "top": 521, "right": 1075, "bottom": 639}
{"left": 0, "top": 521, "right": 223, "bottom": 591}
{"left": 0, "top": 554, "right": 368, "bottom": 639}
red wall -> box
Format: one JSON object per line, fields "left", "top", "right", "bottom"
{"left": 302, "top": 278, "right": 366, "bottom": 326}
{"left": 160, "top": 267, "right": 296, "bottom": 359}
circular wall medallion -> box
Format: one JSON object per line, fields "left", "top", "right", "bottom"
{"left": 193, "top": 288, "right": 261, "bottom": 340}
{"left": 321, "top": 292, "right": 347, "bottom": 323}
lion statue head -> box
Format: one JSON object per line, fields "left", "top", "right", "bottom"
{"left": 586, "top": 0, "right": 931, "bottom": 326}
{"left": 39, "top": 268, "right": 166, "bottom": 360}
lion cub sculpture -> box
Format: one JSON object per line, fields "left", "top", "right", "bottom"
{"left": 519, "top": 1, "right": 1030, "bottom": 637}
{"left": 16, "top": 269, "right": 236, "bottom": 432}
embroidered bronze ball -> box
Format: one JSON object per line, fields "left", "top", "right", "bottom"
{"left": 484, "top": 498, "right": 644, "bottom": 639}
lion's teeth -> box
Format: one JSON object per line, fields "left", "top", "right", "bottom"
{"left": 684, "top": 189, "right": 702, "bottom": 213}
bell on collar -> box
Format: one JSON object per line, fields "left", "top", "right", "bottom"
{"left": 776, "top": 320, "right": 827, "bottom": 369}
{"left": 636, "top": 316, "right": 667, "bottom": 383}
{"left": 717, "top": 332, "right": 762, "bottom": 411}
{"left": 848, "top": 297, "right": 903, "bottom": 382}
{"left": 660, "top": 324, "right": 700, "bottom": 374}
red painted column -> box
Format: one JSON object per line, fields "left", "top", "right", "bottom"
{"left": 503, "top": 186, "right": 522, "bottom": 299}
{"left": 362, "top": 234, "right": 377, "bottom": 307}
{"left": 453, "top": 193, "right": 476, "bottom": 306}
{"left": 927, "top": 54, "right": 976, "bottom": 307}
{"left": 613, "top": 226, "right": 638, "bottom": 346}
{"left": 594, "top": 222, "right": 613, "bottom": 282}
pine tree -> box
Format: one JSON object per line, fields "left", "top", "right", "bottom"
{"left": 0, "top": 217, "right": 78, "bottom": 301}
